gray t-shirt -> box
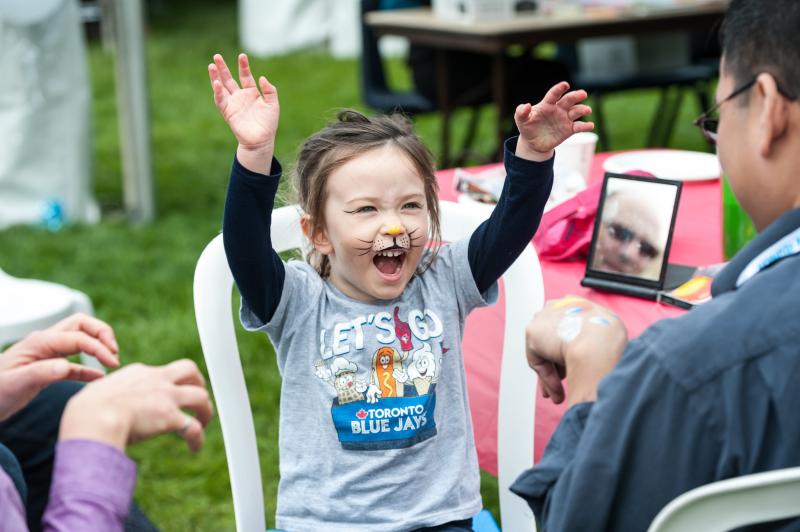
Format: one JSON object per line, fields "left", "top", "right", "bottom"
{"left": 241, "top": 238, "right": 497, "bottom": 531}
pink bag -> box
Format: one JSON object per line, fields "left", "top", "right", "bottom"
{"left": 534, "top": 169, "right": 656, "bottom": 261}
{"left": 533, "top": 182, "right": 603, "bottom": 261}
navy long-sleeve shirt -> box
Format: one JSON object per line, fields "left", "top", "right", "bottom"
{"left": 511, "top": 208, "right": 800, "bottom": 531}
{"left": 223, "top": 137, "right": 553, "bottom": 324}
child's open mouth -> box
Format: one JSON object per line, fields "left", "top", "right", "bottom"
{"left": 373, "top": 247, "right": 406, "bottom": 280}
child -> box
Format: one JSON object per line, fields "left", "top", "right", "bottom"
{"left": 209, "top": 53, "right": 592, "bottom": 531}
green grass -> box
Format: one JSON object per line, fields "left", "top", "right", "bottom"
{"left": 0, "top": 0, "right": 711, "bottom": 528}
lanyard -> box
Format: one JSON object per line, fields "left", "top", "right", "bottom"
{"left": 736, "top": 226, "right": 800, "bottom": 288}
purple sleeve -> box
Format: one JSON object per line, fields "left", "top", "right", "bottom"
{"left": 41, "top": 440, "right": 136, "bottom": 532}
{"left": 0, "top": 466, "right": 30, "bottom": 531}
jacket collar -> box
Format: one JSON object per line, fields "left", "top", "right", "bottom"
{"left": 712, "top": 207, "right": 800, "bottom": 296}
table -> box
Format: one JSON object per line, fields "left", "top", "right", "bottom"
{"left": 367, "top": 1, "right": 728, "bottom": 162}
{"left": 439, "top": 152, "right": 723, "bottom": 475}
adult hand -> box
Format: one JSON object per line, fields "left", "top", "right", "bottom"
{"left": 59, "top": 360, "right": 213, "bottom": 453}
{"left": 208, "top": 52, "right": 279, "bottom": 173}
{"left": 514, "top": 82, "right": 594, "bottom": 161}
{"left": 525, "top": 296, "right": 627, "bottom": 407}
{"left": 0, "top": 313, "right": 120, "bottom": 421}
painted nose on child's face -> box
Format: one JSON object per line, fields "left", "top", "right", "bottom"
{"left": 386, "top": 225, "right": 404, "bottom": 236}
{"left": 383, "top": 223, "right": 405, "bottom": 236}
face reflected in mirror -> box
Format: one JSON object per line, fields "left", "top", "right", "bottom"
{"left": 591, "top": 177, "right": 678, "bottom": 281}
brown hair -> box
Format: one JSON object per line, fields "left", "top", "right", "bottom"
{"left": 293, "top": 109, "right": 441, "bottom": 278}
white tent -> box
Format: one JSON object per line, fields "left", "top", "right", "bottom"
{"left": 239, "top": 0, "right": 362, "bottom": 59}
{"left": 0, "top": 0, "right": 99, "bottom": 229}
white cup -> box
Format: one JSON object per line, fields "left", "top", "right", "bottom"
{"left": 554, "top": 132, "right": 599, "bottom": 185}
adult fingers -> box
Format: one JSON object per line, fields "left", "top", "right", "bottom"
{"left": 162, "top": 359, "right": 205, "bottom": 387}
{"left": 542, "top": 81, "right": 570, "bottom": 105}
{"left": 63, "top": 362, "right": 105, "bottom": 382}
{"left": 51, "top": 314, "right": 119, "bottom": 367}
{"left": 237, "top": 53, "right": 256, "bottom": 89}
{"left": 172, "top": 385, "right": 214, "bottom": 427}
{"left": 5, "top": 360, "right": 102, "bottom": 399}
{"left": 178, "top": 415, "right": 205, "bottom": 453}
{"left": 6, "top": 359, "right": 72, "bottom": 393}
{"left": 538, "top": 374, "right": 565, "bottom": 404}
{"left": 213, "top": 54, "right": 240, "bottom": 94}
{"left": 164, "top": 409, "right": 205, "bottom": 453}
{"left": 557, "top": 89, "right": 588, "bottom": 108}
{"left": 568, "top": 104, "right": 593, "bottom": 121}
{"left": 528, "top": 354, "right": 565, "bottom": 404}
{"left": 54, "top": 314, "right": 119, "bottom": 354}
{"left": 46, "top": 331, "right": 118, "bottom": 368}
{"left": 539, "top": 376, "right": 550, "bottom": 398}
{"left": 78, "top": 316, "right": 118, "bottom": 358}
{"left": 573, "top": 121, "right": 595, "bottom": 133}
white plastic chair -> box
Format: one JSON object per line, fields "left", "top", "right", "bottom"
{"left": 0, "top": 269, "right": 102, "bottom": 370}
{"left": 193, "top": 201, "right": 544, "bottom": 531}
{"left": 648, "top": 467, "right": 800, "bottom": 532}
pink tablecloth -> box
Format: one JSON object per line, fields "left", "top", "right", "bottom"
{"left": 438, "top": 152, "right": 724, "bottom": 476}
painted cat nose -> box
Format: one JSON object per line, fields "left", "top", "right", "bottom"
{"left": 386, "top": 225, "right": 404, "bottom": 236}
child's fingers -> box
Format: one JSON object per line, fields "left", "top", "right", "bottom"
{"left": 213, "top": 54, "right": 240, "bottom": 94}
{"left": 258, "top": 76, "right": 278, "bottom": 100}
{"left": 558, "top": 89, "right": 589, "bottom": 108}
{"left": 573, "top": 121, "right": 595, "bottom": 133}
{"left": 514, "top": 102, "right": 532, "bottom": 122}
{"left": 238, "top": 53, "right": 256, "bottom": 89}
{"left": 542, "top": 81, "right": 570, "bottom": 105}
{"left": 208, "top": 63, "right": 231, "bottom": 99}
{"left": 211, "top": 79, "right": 226, "bottom": 108}
{"left": 208, "top": 63, "right": 219, "bottom": 86}
{"left": 568, "top": 104, "right": 592, "bottom": 121}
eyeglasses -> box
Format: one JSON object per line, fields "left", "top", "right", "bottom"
{"left": 607, "top": 223, "right": 659, "bottom": 259}
{"left": 693, "top": 77, "right": 757, "bottom": 145}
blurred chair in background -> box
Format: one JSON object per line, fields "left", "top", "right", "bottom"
{"left": 361, "top": 0, "right": 490, "bottom": 167}
{"left": 0, "top": 269, "right": 102, "bottom": 371}
{"left": 558, "top": 29, "right": 720, "bottom": 150}
{"left": 361, "top": 0, "right": 571, "bottom": 166}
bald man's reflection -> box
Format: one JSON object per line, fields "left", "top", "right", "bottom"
{"left": 592, "top": 192, "right": 664, "bottom": 280}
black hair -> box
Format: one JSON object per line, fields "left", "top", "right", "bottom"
{"left": 721, "top": 0, "right": 800, "bottom": 100}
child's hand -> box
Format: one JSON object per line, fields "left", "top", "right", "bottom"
{"left": 208, "top": 53, "right": 279, "bottom": 172}
{"left": 514, "top": 81, "right": 594, "bottom": 162}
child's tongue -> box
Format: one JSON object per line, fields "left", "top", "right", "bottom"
{"left": 374, "top": 254, "right": 402, "bottom": 275}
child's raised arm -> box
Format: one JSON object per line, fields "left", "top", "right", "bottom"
{"left": 208, "top": 53, "right": 280, "bottom": 173}
{"left": 210, "top": 53, "right": 285, "bottom": 326}
{"left": 467, "top": 82, "right": 594, "bottom": 293}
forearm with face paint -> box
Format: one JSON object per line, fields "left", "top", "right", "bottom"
{"left": 223, "top": 155, "right": 286, "bottom": 324}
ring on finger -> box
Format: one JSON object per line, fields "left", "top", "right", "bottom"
{"left": 177, "top": 414, "right": 193, "bottom": 436}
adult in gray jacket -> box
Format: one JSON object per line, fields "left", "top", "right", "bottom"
{"left": 512, "top": 0, "right": 800, "bottom": 529}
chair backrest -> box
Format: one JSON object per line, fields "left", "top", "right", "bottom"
{"left": 0, "top": 269, "right": 102, "bottom": 371}
{"left": 648, "top": 467, "right": 800, "bottom": 532}
{"left": 193, "top": 201, "right": 544, "bottom": 531}
{"left": 359, "top": 0, "right": 435, "bottom": 114}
